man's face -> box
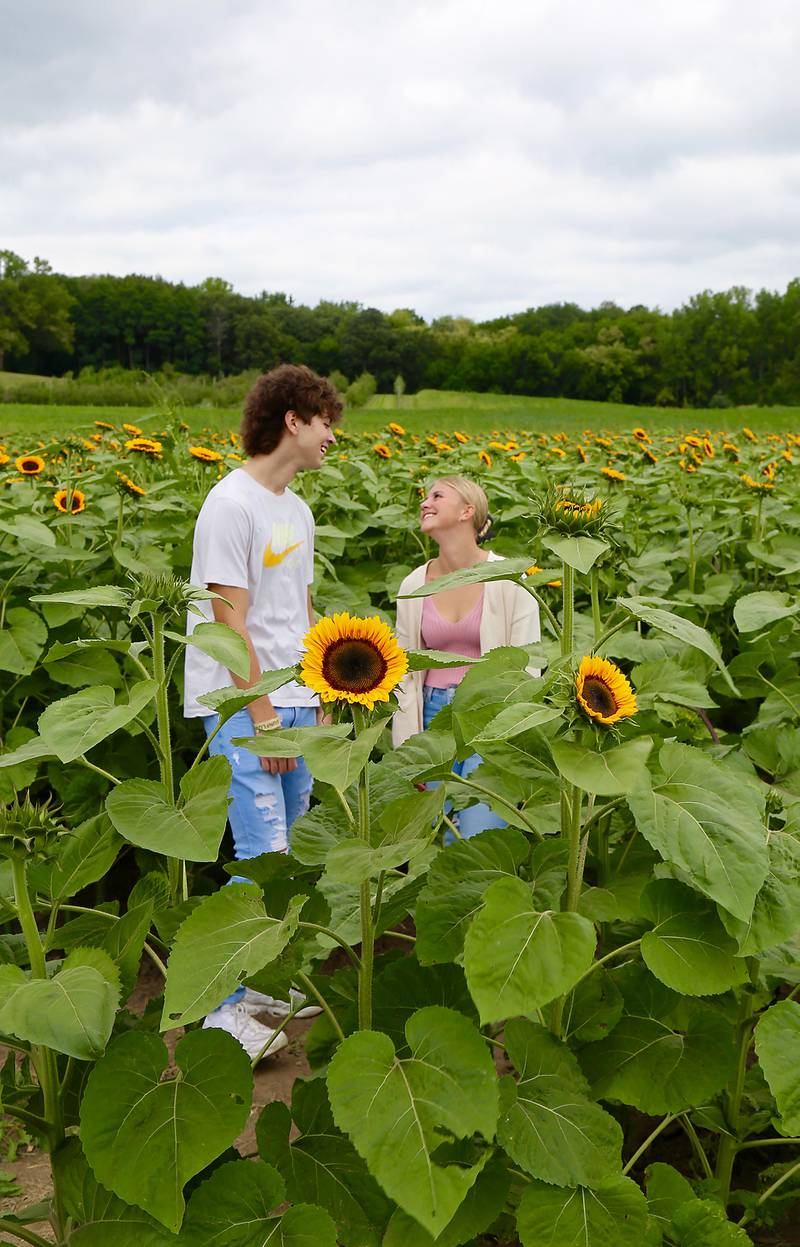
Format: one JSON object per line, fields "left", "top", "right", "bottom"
{"left": 296, "top": 410, "right": 337, "bottom": 468}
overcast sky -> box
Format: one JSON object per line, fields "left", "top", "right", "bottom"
{"left": 3, "top": 0, "right": 800, "bottom": 320}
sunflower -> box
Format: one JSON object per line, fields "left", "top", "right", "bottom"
{"left": 576, "top": 656, "right": 637, "bottom": 726}
{"left": 478, "top": 450, "right": 492, "bottom": 468}
{"left": 388, "top": 422, "right": 406, "bottom": 436}
{"left": 53, "top": 488, "right": 86, "bottom": 514}
{"left": 189, "top": 445, "right": 223, "bottom": 463}
{"left": 453, "top": 431, "right": 469, "bottom": 444}
{"left": 644, "top": 448, "right": 659, "bottom": 463}
{"left": 0, "top": 451, "right": 9, "bottom": 466}
{"left": 125, "top": 437, "right": 162, "bottom": 455}
{"left": 301, "top": 612, "right": 408, "bottom": 709}
{"left": 742, "top": 427, "right": 757, "bottom": 442}
{"left": 511, "top": 452, "right": 526, "bottom": 462}
{"left": 94, "top": 420, "right": 114, "bottom": 430}
{"left": 123, "top": 423, "right": 143, "bottom": 436}
{"left": 632, "top": 427, "right": 649, "bottom": 441}
{"left": 373, "top": 444, "right": 392, "bottom": 459}
{"left": 576, "top": 445, "right": 588, "bottom": 462}
{"left": 740, "top": 474, "right": 774, "bottom": 491}
{"left": 115, "top": 471, "right": 147, "bottom": 497}
{"left": 15, "top": 455, "right": 45, "bottom": 475}
{"left": 602, "top": 466, "right": 626, "bottom": 481}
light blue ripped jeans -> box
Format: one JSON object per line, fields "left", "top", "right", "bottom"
{"left": 203, "top": 705, "right": 315, "bottom": 1008}
{"left": 423, "top": 684, "right": 506, "bottom": 841}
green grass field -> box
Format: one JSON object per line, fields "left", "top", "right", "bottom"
{"left": 2, "top": 385, "right": 799, "bottom": 445}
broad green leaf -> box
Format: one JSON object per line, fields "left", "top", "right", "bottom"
{"left": 618, "top": 597, "right": 738, "bottom": 694}
{"left": 196, "top": 665, "right": 298, "bottom": 721}
{"left": 579, "top": 965, "right": 737, "bottom": 1114}
{"left": 290, "top": 791, "right": 355, "bottom": 866}
{"left": 327, "top": 1006, "right": 498, "bottom": 1238}
{"left": 733, "top": 591, "right": 800, "bottom": 634}
{"left": 390, "top": 727, "right": 458, "bottom": 784}
{"left": 416, "top": 826, "right": 530, "bottom": 964}
{"left": 451, "top": 664, "right": 543, "bottom": 753}
{"left": 167, "top": 620, "right": 250, "bottom": 680}
{"left": 257, "top": 1079, "right": 392, "bottom": 1247}
{"left": 100, "top": 900, "right": 155, "bottom": 999}
{"left": 406, "top": 648, "right": 481, "bottom": 671}
{"left": 0, "top": 607, "right": 47, "bottom": 675}
{"left": 106, "top": 754, "right": 231, "bottom": 862}
{"left": 463, "top": 876, "right": 596, "bottom": 1023}
{"left": 720, "top": 826, "right": 800, "bottom": 955}
{"left": 498, "top": 1019, "right": 623, "bottom": 1187}
{"left": 563, "top": 967, "right": 624, "bottom": 1044}
{"left": 473, "top": 703, "right": 562, "bottom": 745}
{"left": 80, "top": 1029, "right": 252, "bottom": 1233}
{"left": 0, "top": 514, "right": 56, "bottom": 546}
{"left": 54, "top": 1137, "right": 178, "bottom": 1246}
{"left": 0, "top": 731, "right": 54, "bottom": 771}
{"left": 31, "top": 586, "right": 130, "bottom": 608}
{"left": 377, "top": 786, "right": 446, "bottom": 845}
{"left": 670, "top": 1198, "right": 755, "bottom": 1245}
{"left": 45, "top": 645, "right": 122, "bottom": 689}
{"left": 754, "top": 999, "right": 800, "bottom": 1133}
{"left": 0, "top": 947, "right": 119, "bottom": 1059}
{"left": 400, "top": 556, "right": 535, "bottom": 596}
{"left": 239, "top": 720, "right": 386, "bottom": 790}
{"left": 37, "top": 681, "right": 158, "bottom": 763}
{"left": 645, "top": 1162, "right": 696, "bottom": 1232}
{"left": 162, "top": 885, "right": 305, "bottom": 1026}
{"left": 325, "top": 837, "right": 431, "bottom": 884}
{"left": 516, "top": 1176, "right": 649, "bottom": 1247}
{"left": 632, "top": 659, "right": 716, "bottom": 709}
{"left": 181, "top": 1158, "right": 337, "bottom": 1246}
{"left": 382, "top": 1160, "right": 510, "bottom": 1247}
{"left": 371, "top": 959, "right": 478, "bottom": 1054}
{"left": 551, "top": 737, "right": 653, "bottom": 796}
{"left": 31, "top": 813, "right": 120, "bottom": 903}
{"left": 0, "top": 726, "right": 41, "bottom": 800}
{"left": 627, "top": 742, "right": 769, "bottom": 922}
{"left": 640, "top": 880, "right": 746, "bottom": 996}
{"left": 542, "top": 532, "right": 610, "bottom": 574}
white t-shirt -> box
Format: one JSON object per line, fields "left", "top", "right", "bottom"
{"left": 183, "top": 468, "right": 318, "bottom": 716}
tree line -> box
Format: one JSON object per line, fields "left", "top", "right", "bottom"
{"left": 2, "top": 249, "right": 800, "bottom": 407}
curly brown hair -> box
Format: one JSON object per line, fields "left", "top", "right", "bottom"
{"left": 240, "top": 364, "right": 343, "bottom": 456}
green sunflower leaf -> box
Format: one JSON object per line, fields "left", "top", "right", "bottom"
{"left": 754, "top": 999, "right": 800, "bottom": 1134}
{"left": 516, "top": 1176, "right": 649, "bottom": 1247}
{"left": 550, "top": 737, "right": 653, "bottom": 795}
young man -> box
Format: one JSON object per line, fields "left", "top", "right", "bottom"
{"left": 183, "top": 363, "right": 341, "bottom": 1059}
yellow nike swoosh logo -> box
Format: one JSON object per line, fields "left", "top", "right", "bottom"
{"left": 263, "top": 540, "right": 302, "bottom": 567}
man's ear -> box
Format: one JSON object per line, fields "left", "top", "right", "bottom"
{"left": 284, "top": 408, "right": 300, "bottom": 436}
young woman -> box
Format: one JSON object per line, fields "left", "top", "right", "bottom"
{"left": 393, "top": 475, "right": 540, "bottom": 838}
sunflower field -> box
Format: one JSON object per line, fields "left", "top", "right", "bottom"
{"left": 1, "top": 410, "right": 799, "bottom": 1245}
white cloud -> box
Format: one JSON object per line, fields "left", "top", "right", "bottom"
{"left": 2, "top": 0, "right": 800, "bottom": 318}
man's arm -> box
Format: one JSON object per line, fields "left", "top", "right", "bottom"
{"left": 209, "top": 582, "right": 296, "bottom": 775}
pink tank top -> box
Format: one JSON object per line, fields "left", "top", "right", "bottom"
{"left": 421, "top": 591, "right": 484, "bottom": 687}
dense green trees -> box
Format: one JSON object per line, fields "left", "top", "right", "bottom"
{"left": 2, "top": 251, "right": 800, "bottom": 406}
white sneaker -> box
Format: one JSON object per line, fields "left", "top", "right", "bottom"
{"left": 202, "top": 1002, "right": 289, "bottom": 1061}
{"left": 240, "top": 986, "right": 322, "bottom": 1020}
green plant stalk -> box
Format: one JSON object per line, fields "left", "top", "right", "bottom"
{"left": 551, "top": 784, "right": 584, "bottom": 1038}
{"left": 352, "top": 706, "right": 374, "bottom": 1031}
{"left": 0, "top": 1219, "right": 53, "bottom": 1247}
{"left": 518, "top": 579, "right": 560, "bottom": 639}
{"left": 150, "top": 612, "right": 182, "bottom": 904}
{"left": 622, "top": 1113, "right": 676, "bottom": 1176}
{"left": 560, "top": 561, "right": 574, "bottom": 657}
{"left": 716, "top": 982, "right": 758, "bottom": 1206}
{"left": 686, "top": 506, "right": 696, "bottom": 594}
{"left": 738, "top": 1156, "right": 800, "bottom": 1228}
{"left": 590, "top": 566, "right": 602, "bottom": 642}
{"left": 10, "top": 857, "right": 66, "bottom": 1237}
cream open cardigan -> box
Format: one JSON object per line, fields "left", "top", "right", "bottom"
{"left": 392, "top": 551, "right": 541, "bottom": 747}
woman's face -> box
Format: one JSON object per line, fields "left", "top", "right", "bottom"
{"left": 420, "top": 480, "right": 473, "bottom": 539}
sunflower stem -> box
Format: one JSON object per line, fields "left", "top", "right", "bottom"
{"left": 352, "top": 705, "right": 374, "bottom": 1031}
{"left": 590, "top": 566, "right": 602, "bottom": 642}
{"left": 716, "top": 972, "right": 759, "bottom": 1207}
{"left": 686, "top": 505, "right": 696, "bottom": 594}
{"left": 561, "top": 562, "right": 575, "bottom": 658}
{"left": 551, "top": 784, "right": 584, "bottom": 1038}
{"left": 151, "top": 612, "right": 181, "bottom": 906}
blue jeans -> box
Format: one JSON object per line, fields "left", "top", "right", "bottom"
{"left": 423, "top": 684, "right": 506, "bottom": 841}
{"left": 203, "top": 705, "right": 316, "bottom": 1009}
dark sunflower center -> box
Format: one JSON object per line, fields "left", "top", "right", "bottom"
{"left": 583, "top": 677, "right": 617, "bottom": 716}
{"left": 322, "top": 638, "right": 388, "bottom": 693}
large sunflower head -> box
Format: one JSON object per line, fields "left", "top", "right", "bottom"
{"left": 575, "top": 656, "right": 637, "bottom": 726}
{"left": 301, "top": 613, "right": 408, "bottom": 710}
{"left": 53, "top": 488, "right": 86, "bottom": 514}
{"left": 189, "top": 445, "right": 224, "bottom": 463}
{"left": 15, "top": 454, "right": 45, "bottom": 475}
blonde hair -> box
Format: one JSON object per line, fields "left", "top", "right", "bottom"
{"left": 434, "top": 475, "right": 490, "bottom": 538}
